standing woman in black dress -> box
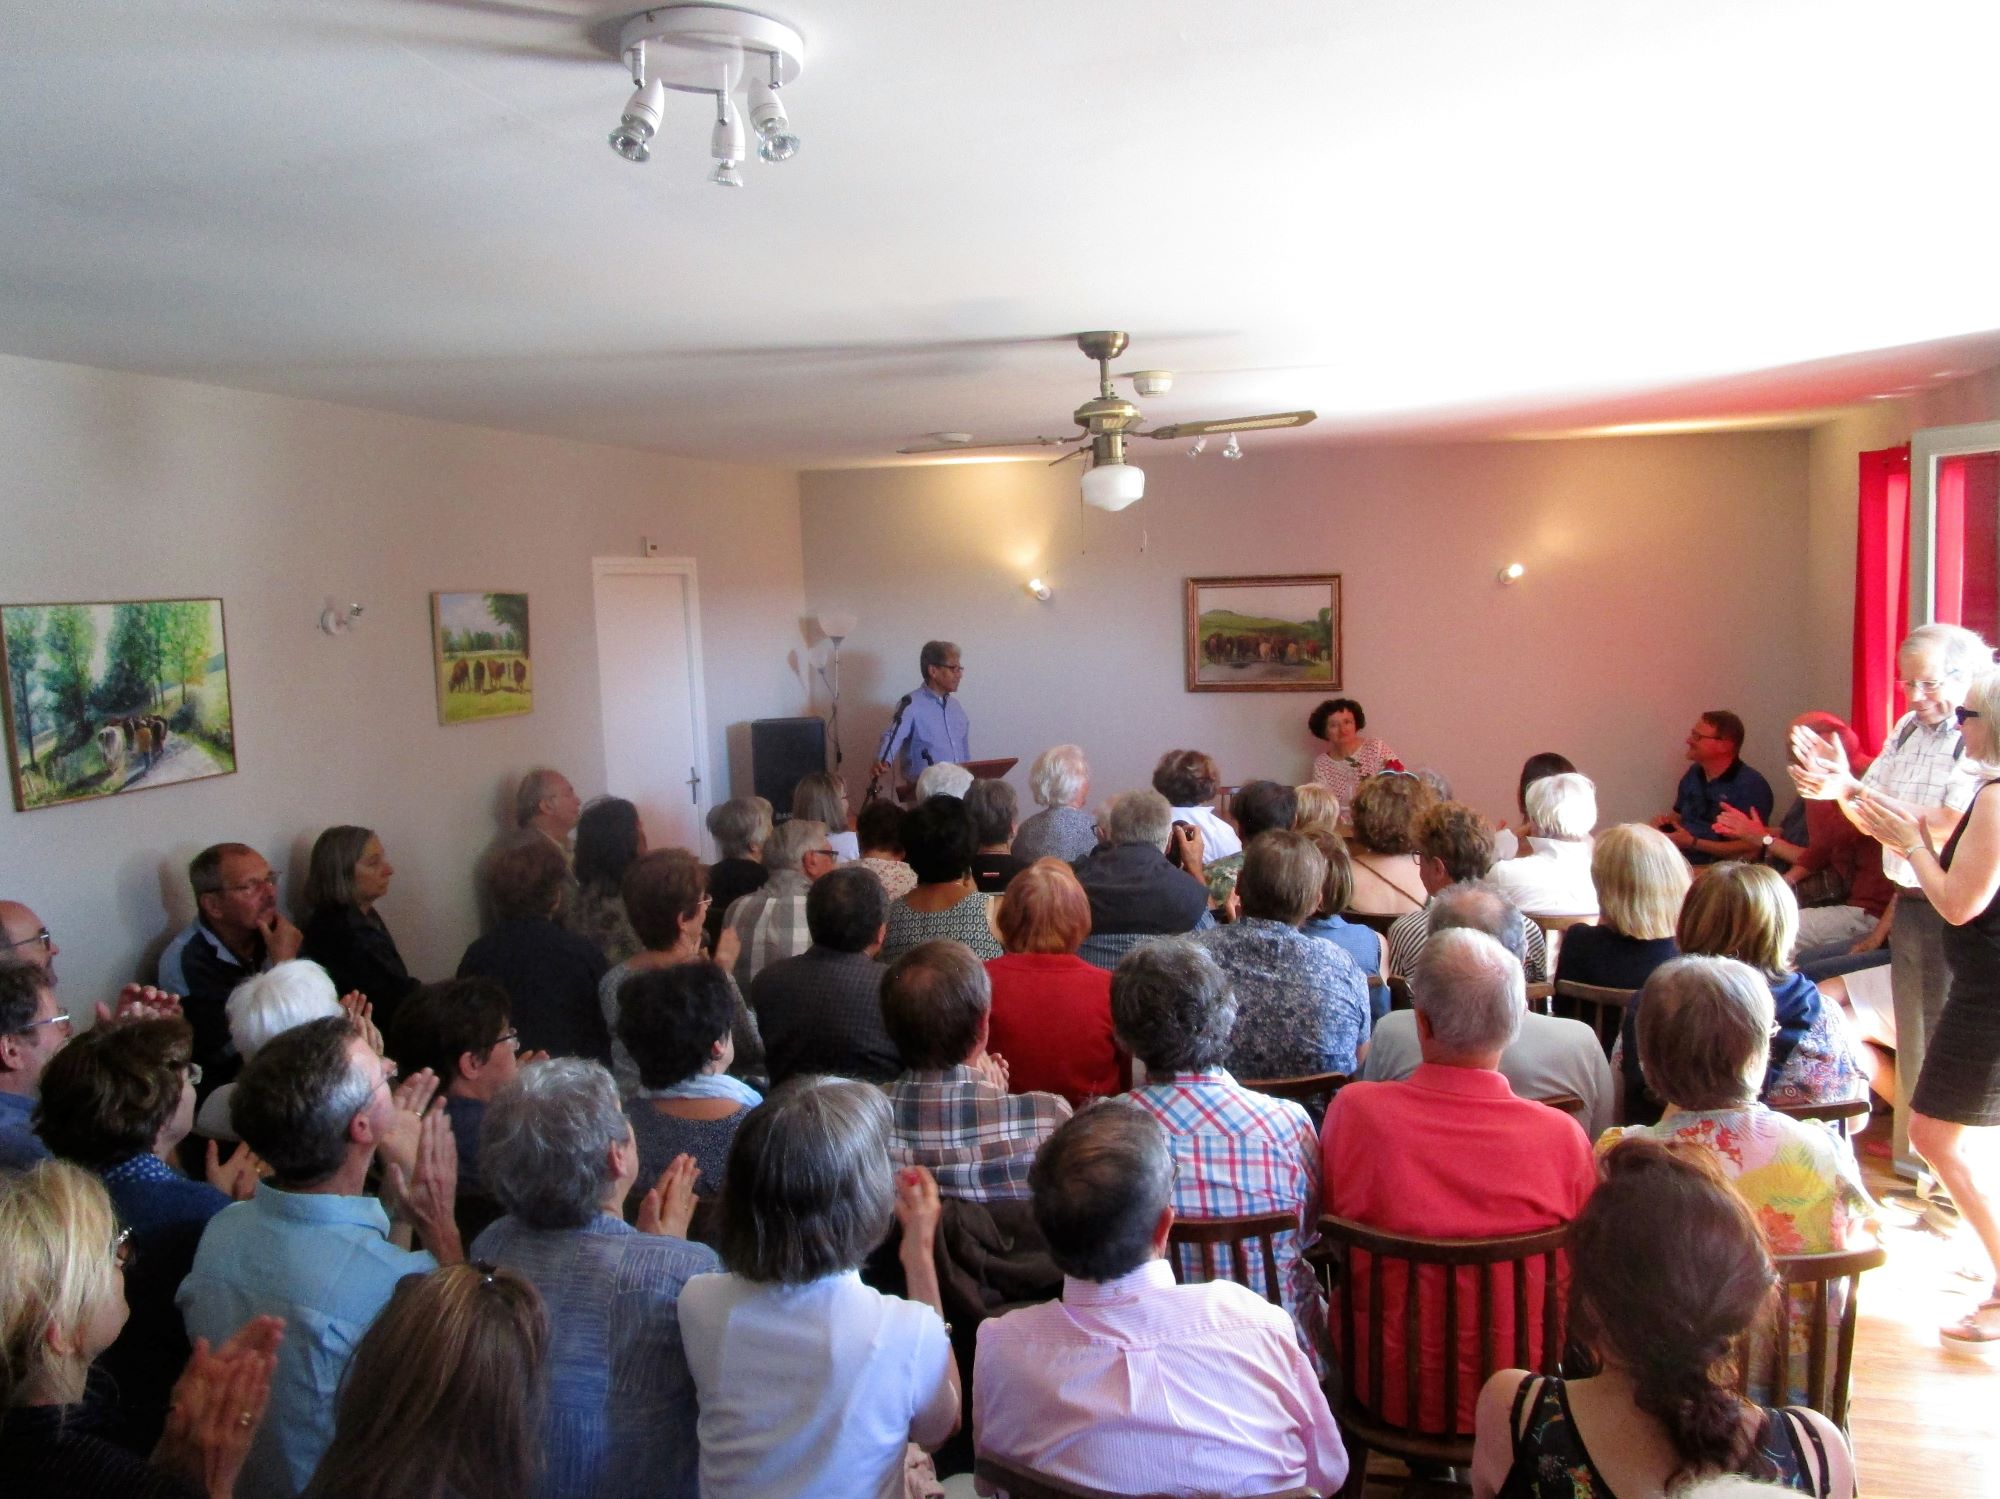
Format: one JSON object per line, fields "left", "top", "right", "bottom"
{"left": 1851, "top": 664, "right": 2000, "bottom": 1345}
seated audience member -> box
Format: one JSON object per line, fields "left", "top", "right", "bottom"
{"left": 881, "top": 941, "right": 1071, "bottom": 1200}
{"left": 1152, "top": 749, "right": 1242, "bottom": 860}
{"left": 298, "top": 825, "right": 419, "bottom": 1029}
{"left": 1293, "top": 784, "right": 1343, "bottom": 844}
{"left": 722, "top": 818, "right": 837, "bottom": 988}
{"left": 602, "top": 850, "right": 761, "bottom": 1095}
{"left": 1484, "top": 772, "right": 1600, "bottom": 917}
{"left": 985, "top": 860, "right": 1123, "bottom": 1106}
{"left": 703, "top": 796, "right": 772, "bottom": 948}
{"left": 750, "top": 866, "right": 899, "bottom": 1086}
{"left": 679, "top": 1080, "right": 959, "bottom": 1497}
{"left": 1471, "top": 1140, "right": 1856, "bottom": 1499}
{"left": 1301, "top": 829, "right": 1387, "bottom": 981}
{"left": 854, "top": 798, "right": 918, "bottom": 902}
{"left": 792, "top": 772, "right": 859, "bottom": 863}
{"left": 1656, "top": 709, "right": 1775, "bottom": 864}
{"left": 178, "top": 1016, "right": 461, "bottom": 1497}
{"left": 159, "top": 843, "right": 304, "bottom": 1088}
{"left": 473, "top": 1059, "right": 718, "bottom": 1499}
{"left": 1618, "top": 863, "right": 1862, "bottom": 1124}
{"left": 388, "top": 978, "right": 525, "bottom": 1197}
{"left": 303, "top": 1263, "right": 547, "bottom": 1499}
{"left": 1200, "top": 831, "right": 1369, "bottom": 1080}
{"left": 1116, "top": 939, "right": 1327, "bottom": 1361}
{"left": 0, "top": 959, "right": 66, "bottom": 1169}
{"left": 1072, "top": 790, "right": 1212, "bottom": 970}
{"left": 193, "top": 960, "right": 346, "bottom": 1142}
{"left": 974, "top": 1103, "right": 1347, "bottom": 1496}
{"left": 564, "top": 797, "right": 647, "bottom": 967}
{"left": 35, "top": 1019, "right": 257, "bottom": 1450}
{"left": 0, "top": 1160, "right": 282, "bottom": 1499}
{"left": 1491, "top": 751, "right": 1576, "bottom": 862}
{"left": 1309, "top": 697, "right": 1399, "bottom": 808}
{"left": 512, "top": 769, "right": 584, "bottom": 924}
{"left": 1202, "top": 778, "right": 1300, "bottom": 908}
{"left": 965, "top": 778, "right": 1027, "bottom": 894}
{"left": 914, "top": 761, "right": 975, "bottom": 801}
{"left": 620, "top": 962, "right": 759, "bottom": 1202}
{"left": 0, "top": 898, "right": 58, "bottom": 978}
{"left": 1013, "top": 744, "right": 1099, "bottom": 864}
{"left": 459, "top": 834, "right": 611, "bottom": 1063}
{"left": 1387, "top": 802, "right": 1552, "bottom": 982}
{"left": 881, "top": 797, "right": 1002, "bottom": 963}
{"left": 1324, "top": 929, "right": 1595, "bottom": 1433}
{"left": 1362, "top": 886, "right": 1615, "bottom": 1136}
{"left": 1346, "top": 772, "right": 1434, "bottom": 916}
{"left": 1601, "top": 956, "right": 1873, "bottom": 1402}
{"left": 1554, "top": 823, "right": 1688, "bottom": 993}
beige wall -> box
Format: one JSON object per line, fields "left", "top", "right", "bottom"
{"left": 0, "top": 353, "right": 808, "bottom": 1009}
{"left": 802, "top": 430, "right": 1813, "bottom": 838}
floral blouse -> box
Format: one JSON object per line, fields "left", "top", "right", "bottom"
{"left": 1311, "top": 738, "right": 1399, "bottom": 807}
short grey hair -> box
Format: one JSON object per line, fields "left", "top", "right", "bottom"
{"left": 707, "top": 796, "right": 773, "bottom": 859}
{"left": 1427, "top": 882, "right": 1530, "bottom": 964}
{"left": 1415, "top": 768, "right": 1453, "bottom": 802}
{"left": 1106, "top": 789, "right": 1173, "bottom": 849}
{"left": 480, "top": 1059, "right": 628, "bottom": 1230}
{"left": 227, "top": 959, "right": 342, "bottom": 1060}
{"left": 1900, "top": 622, "right": 1992, "bottom": 677}
{"left": 1635, "top": 955, "right": 1773, "bottom": 1111}
{"left": 763, "top": 818, "right": 827, "bottom": 873}
{"left": 1412, "top": 927, "right": 1524, "bottom": 1058}
{"left": 964, "top": 778, "right": 1018, "bottom": 846}
{"left": 228, "top": 1016, "right": 374, "bottom": 1188}
{"left": 1111, "top": 937, "right": 1238, "bottom": 1072}
{"left": 1029, "top": 745, "right": 1090, "bottom": 809}
{"left": 920, "top": 640, "right": 961, "bottom": 673}
{"left": 1525, "top": 773, "right": 1597, "bottom": 842}
{"left": 514, "top": 768, "right": 566, "bottom": 829}
{"left": 914, "top": 763, "right": 973, "bottom": 801}
{"left": 1030, "top": 1101, "right": 1174, "bottom": 1282}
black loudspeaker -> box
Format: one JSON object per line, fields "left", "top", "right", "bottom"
{"left": 750, "top": 717, "right": 828, "bottom": 814}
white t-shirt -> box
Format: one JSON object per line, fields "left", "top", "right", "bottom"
{"left": 679, "top": 1269, "right": 955, "bottom": 1499}
{"left": 1172, "top": 804, "right": 1242, "bottom": 861}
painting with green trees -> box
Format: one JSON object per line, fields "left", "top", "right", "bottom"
{"left": 1, "top": 597, "right": 236, "bottom": 810}
{"left": 432, "top": 591, "right": 533, "bottom": 725}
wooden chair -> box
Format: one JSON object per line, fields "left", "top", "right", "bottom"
{"left": 1528, "top": 912, "right": 1597, "bottom": 939}
{"left": 1318, "top": 1215, "right": 1570, "bottom": 1499}
{"left": 1242, "top": 1072, "right": 1351, "bottom": 1110}
{"left": 974, "top": 1454, "right": 1319, "bottom": 1499}
{"left": 1345, "top": 910, "right": 1403, "bottom": 936}
{"left": 1535, "top": 1093, "right": 1588, "bottom": 1119}
{"left": 1168, "top": 1210, "right": 1297, "bottom": 1307}
{"left": 1549, "top": 980, "right": 1637, "bottom": 1058}
{"left": 1732, "top": 1242, "right": 1887, "bottom": 1427}
{"left": 1765, "top": 1093, "right": 1874, "bottom": 1140}
{"left": 1387, "top": 974, "right": 1414, "bottom": 1012}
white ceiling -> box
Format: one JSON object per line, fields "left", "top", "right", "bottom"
{"left": 5, "top": 0, "right": 2000, "bottom": 468}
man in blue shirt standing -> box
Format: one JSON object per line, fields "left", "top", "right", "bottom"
{"left": 872, "top": 639, "right": 971, "bottom": 797}
{"left": 1655, "top": 709, "right": 1773, "bottom": 865}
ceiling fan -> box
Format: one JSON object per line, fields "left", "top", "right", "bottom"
{"left": 897, "top": 331, "right": 1316, "bottom": 511}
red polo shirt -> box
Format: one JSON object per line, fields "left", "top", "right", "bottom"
{"left": 1322, "top": 1063, "right": 1595, "bottom": 1433}
{"left": 984, "top": 952, "right": 1126, "bottom": 1107}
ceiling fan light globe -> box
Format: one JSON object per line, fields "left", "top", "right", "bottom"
{"left": 1081, "top": 461, "right": 1145, "bottom": 511}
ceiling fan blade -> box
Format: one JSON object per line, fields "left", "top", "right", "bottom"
{"left": 1139, "top": 410, "right": 1318, "bottom": 440}
{"left": 896, "top": 435, "right": 1081, "bottom": 455}
{"left": 1047, "top": 446, "right": 1090, "bottom": 468}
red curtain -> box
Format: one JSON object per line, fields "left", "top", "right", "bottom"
{"left": 1851, "top": 445, "right": 1909, "bottom": 755}
{"left": 1934, "top": 453, "right": 2000, "bottom": 645}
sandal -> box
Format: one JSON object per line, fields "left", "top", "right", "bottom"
{"left": 1940, "top": 1298, "right": 2000, "bottom": 1345}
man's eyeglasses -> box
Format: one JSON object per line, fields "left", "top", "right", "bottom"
{"left": 1956, "top": 705, "right": 1981, "bottom": 726}
{"left": 175, "top": 1060, "right": 204, "bottom": 1087}
{"left": 1688, "top": 731, "right": 1729, "bottom": 741}
{"left": 0, "top": 927, "right": 51, "bottom": 956}
{"left": 489, "top": 1028, "right": 521, "bottom": 1054}
{"left": 1899, "top": 675, "right": 1958, "bottom": 694}
{"left": 219, "top": 871, "right": 280, "bottom": 896}
{"left": 113, "top": 1226, "right": 136, "bottom": 1272}
{"left": 13, "top": 1009, "right": 74, "bottom": 1040}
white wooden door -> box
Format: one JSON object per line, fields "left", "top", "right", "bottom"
{"left": 591, "top": 558, "right": 712, "bottom": 856}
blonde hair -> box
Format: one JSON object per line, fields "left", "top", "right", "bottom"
{"left": 1677, "top": 862, "right": 1797, "bottom": 975}
{"left": 0, "top": 1161, "right": 121, "bottom": 1408}
{"left": 1351, "top": 773, "right": 1434, "bottom": 856}
{"left": 1292, "top": 784, "right": 1341, "bottom": 837}
{"left": 1592, "top": 824, "right": 1691, "bottom": 941}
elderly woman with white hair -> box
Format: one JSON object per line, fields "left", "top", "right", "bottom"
{"left": 472, "top": 1057, "right": 717, "bottom": 1499}
{"left": 1013, "top": 744, "right": 1100, "bottom": 864}
{"left": 1484, "top": 771, "right": 1599, "bottom": 918}
{"left": 193, "top": 959, "right": 348, "bottom": 1141}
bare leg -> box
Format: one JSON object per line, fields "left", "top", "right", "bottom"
{"left": 1819, "top": 977, "right": 1895, "bottom": 1108}
{"left": 1909, "top": 1111, "right": 2000, "bottom": 1338}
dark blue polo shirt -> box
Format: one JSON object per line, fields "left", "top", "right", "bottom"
{"left": 1673, "top": 757, "right": 1775, "bottom": 865}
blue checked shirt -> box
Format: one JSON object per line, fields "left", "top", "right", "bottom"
{"left": 884, "top": 1065, "right": 1071, "bottom": 1201}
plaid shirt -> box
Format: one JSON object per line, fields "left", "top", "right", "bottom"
{"left": 884, "top": 1065, "right": 1071, "bottom": 1201}
{"left": 723, "top": 870, "right": 813, "bottom": 990}
{"left": 1861, "top": 711, "right": 1980, "bottom": 887}
{"left": 1126, "top": 1072, "right": 1326, "bottom": 1360}
{"left": 1387, "top": 902, "right": 1548, "bottom": 982}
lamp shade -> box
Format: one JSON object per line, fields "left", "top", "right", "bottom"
{"left": 817, "top": 610, "right": 857, "bottom": 642}
{"left": 1081, "top": 461, "right": 1145, "bottom": 511}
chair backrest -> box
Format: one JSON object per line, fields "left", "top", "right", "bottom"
{"left": 1167, "top": 1210, "right": 1297, "bottom": 1307}
{"left": 1529, "top": 912, "right": 1597, "bottom": 937}
{"left": 1387, "top": 974, "right": 1414, "bottom": 1011}
{"left": 1535, "top": 1094, "right": 1588, "bottom": 1119}
{"left": 1549, "top": 980, "right": 1636, "bottom": 1057}
{"left": 1319, "top": 1214, "right": 1569, "bottom": 1445}
{"left": 1346, "top": 909, "right": 1402, "bottom": 936}
{"left": 1732, "top": 1242, "right": 1887, "bottom": 1427}
{"left": 1241, "top": 1072, "right": 1351, "bottom": 1109}
{"left": 973, "top": 1454, "right": 1318, "bottom": 1499}
{"left": 1765, "top": 1095, "right": 1872, "bottom": 1127}
{"left": 1075, "top": 930, "right": 1150, "bottom": 973}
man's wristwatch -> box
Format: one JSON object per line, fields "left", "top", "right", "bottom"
{"left": 1761, "top": 833, "right": 1776, "bottom": 851}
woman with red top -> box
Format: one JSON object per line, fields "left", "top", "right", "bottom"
{"left": 984, "top": 860, "right": 1126, "bottom": 1106}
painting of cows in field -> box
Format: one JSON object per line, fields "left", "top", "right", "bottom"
{"left": 1184, "top": 574, "right": 1341, "bottom": 693}
{"left": 433, "top": 591, "right": 532, "bottom": 725}
{"left": 2, "top": 598, "right": 236, "bottom": 811}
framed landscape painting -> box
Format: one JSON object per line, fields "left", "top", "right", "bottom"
{"left": 1185, "top": 574, "right": 1341, "bottom": 692}
{"left": 433, "top": 591, "right": 532, "bottom": 725}
{"left": 1, "top": 597, "right": 236, "bottom": 811}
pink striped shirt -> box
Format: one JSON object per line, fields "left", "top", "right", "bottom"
{"left": 972, "top": 1260, "right": 1347, "bottom": 1496}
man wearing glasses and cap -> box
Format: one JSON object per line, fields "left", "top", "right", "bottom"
{"left": 159, "top": 843, "right": 304, "bottom": 1091}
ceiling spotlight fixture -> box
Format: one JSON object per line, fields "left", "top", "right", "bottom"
{"left": 1498, "top": 562, "right": 1526, "bottom": 585}
{"left": 1186, "top": 436, "right": 1207, "bottom": 459}
{"left": 608, "top": 6, "right": 805, "bottom": 186}
{"left": 1221, "top": 433, "right": 1244, "bottom": 461}
{"left": 1130, "top": 370, "right": 1173, "bottom": 398}
{"left": 1026, "top": 577, "right": 1052, "bottom": 602}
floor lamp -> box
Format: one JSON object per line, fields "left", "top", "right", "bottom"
{"left": 815, "top": 611, "right": 856, "bottom": 770}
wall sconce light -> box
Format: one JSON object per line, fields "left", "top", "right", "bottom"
{"left": 319, "top": 600, "right": 364, "bottom": 636}
{"left": 1026, "top": 577, "right": 1052, "bottom": 601}
{"left": 1497, "top": 562, "right": 1525, "bottom": 586}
